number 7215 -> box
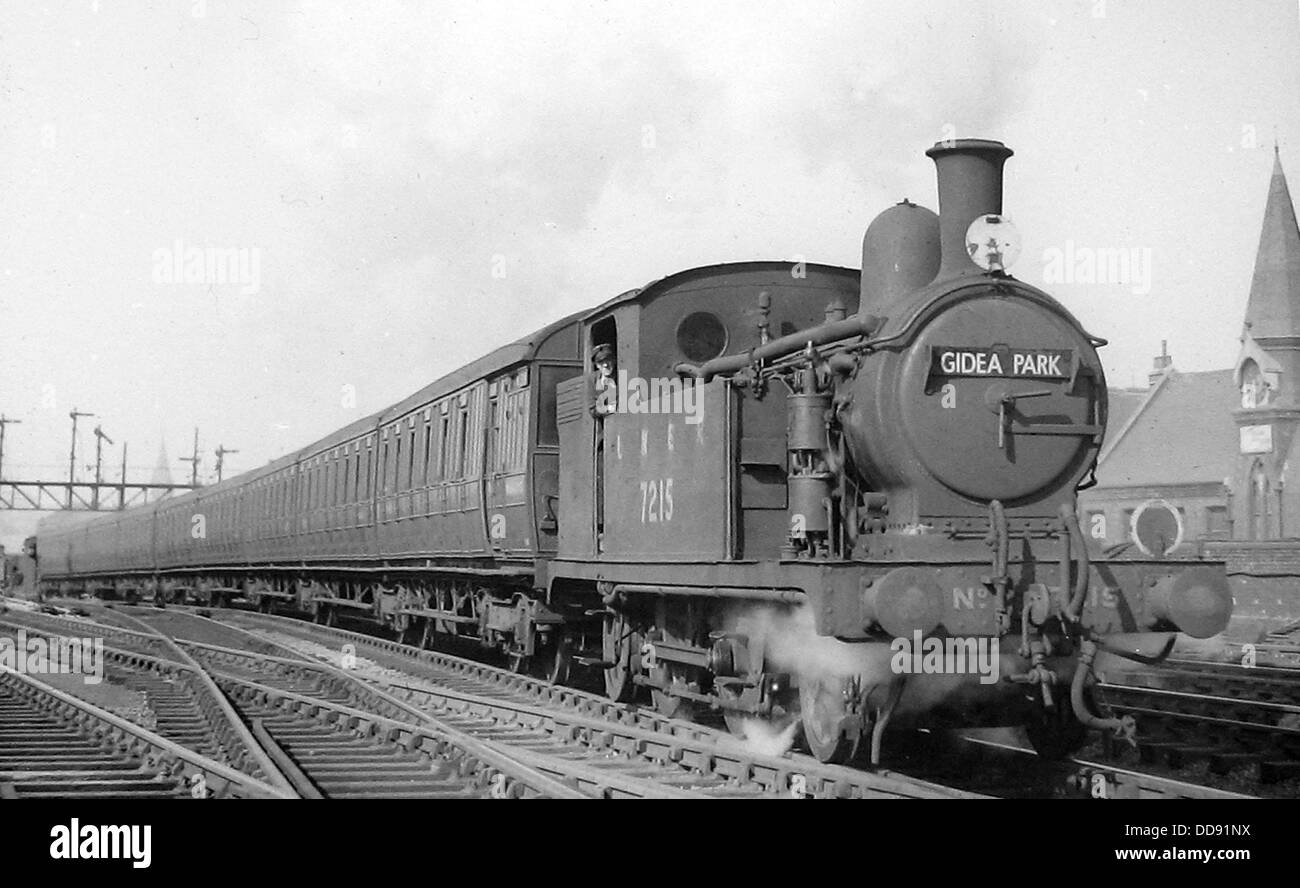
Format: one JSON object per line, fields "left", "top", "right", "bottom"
{"left": 639, "top": 478, "right": 674, "bottom": 523}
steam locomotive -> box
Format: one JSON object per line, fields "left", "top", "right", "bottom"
{"left": 34, "top": 139, "right": 1232, "bottom": 764}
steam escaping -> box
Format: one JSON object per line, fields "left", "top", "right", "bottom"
{"left": 725, "top": 602, "right": 1010, "bottom": 733}
{"left": 735, "top": 603, "right": 896, "bottom": 682}
{"left": 718, "top": 717, "right": 802, "bottom": 758}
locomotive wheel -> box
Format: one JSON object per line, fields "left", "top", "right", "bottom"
{"left": 715, "top": 683, "right": 751, "bottom": 737}
{"left": 1024, "top": 696, "right": 1090, "bottom": 760}
{"left": 651, "top": 664, "right": 698, "bottom": 720}
{"left": 602, "top": 612, "right": 640, "bottom": 702}
{"left": 799, "top": 675, "right": 863, "bottom": 764}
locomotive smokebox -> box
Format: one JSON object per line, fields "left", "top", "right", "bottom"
{"left": 925, "top": 139, "right": 1014, "bottom": 279}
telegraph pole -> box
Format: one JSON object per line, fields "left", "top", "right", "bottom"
{"left": 92, "top": 425, "right": 114, "bottom": 509}
{"left": 119, "top": 441, "right": 128, "bottom": 509}
{"left": 68, "top": 408, "right": 94, "bottom": 506}
{"left": 0, "top": 414, "right": 20, "bottom": 482}
{"left": 180, "top": 427, "right": 201, "bottom": 487}
{"left": 214, "top": 444, "right": 239, "bottom": 483}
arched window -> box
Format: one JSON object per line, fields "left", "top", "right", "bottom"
{"left": 1240, "top": 358, "right": 1272, "bottom": 408}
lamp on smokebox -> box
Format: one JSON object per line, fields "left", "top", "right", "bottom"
{"left": 965, "top": 214, "right": 1021, "bottom": 273}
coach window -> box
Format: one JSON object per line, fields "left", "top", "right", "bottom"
{"left": 391, "top": 427, "right": 402, "bottom": 494}
{"left": 344, "top": 450, "right": 352, "bottom": 503}
{"left": 422, "top": 416, "right": 433, "bottom": 484}
{"left": 487, "top": 383, "right": 502, "bottom": 473}
{"left": 437, "top": 405, "right": 452, "bottom": 481}
{"left": 348, "top": 448, "right": 356, "bottom": 503}
{"left": 537, "top": 366, "right": 574, "bottom": 447}
{"left": 358, "top": 442, "right": 369, "bottom": 504}
{"left": 457, "top": 400, "right": 471, "bottom": 478}
{"left": 406, "top": 421, "right": 417, "bottom": 491}
{"left": 504, "top": 378, "right": 529, "bottom": 472}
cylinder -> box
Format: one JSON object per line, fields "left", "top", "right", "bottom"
{"left": 925, "top": 139, "right": 1014, "bottom": 280}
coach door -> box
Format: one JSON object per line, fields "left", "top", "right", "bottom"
{"left": 484, "top": 368, "right": 532, "bottom": 556}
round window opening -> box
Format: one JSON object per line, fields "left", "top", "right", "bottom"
{"left": 676, "top": 312, "right": 728, "bottom": 363}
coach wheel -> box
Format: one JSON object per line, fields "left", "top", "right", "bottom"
{"left": 602, "top": 612, "right": 640, "bottom": 702}
{"left": 392, "top": 611, "right": 411, "bottom": 639}
{"left": 799, "top": 675, "right": 864, "bottom": 764}
{"left": 514, "top": 632, "right": 572, "bottom": 684}
{"left": 547, "top": 632, "right": 573, "bottom": 685}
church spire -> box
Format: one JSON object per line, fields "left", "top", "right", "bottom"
{"left": 1242, "top": 148, "right": 1300, "bottom": 342}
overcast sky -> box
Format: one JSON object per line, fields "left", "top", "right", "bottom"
{"left": 1, "top": 0, "right": 1298, "bottom": 547}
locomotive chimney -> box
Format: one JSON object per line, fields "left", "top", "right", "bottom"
{"left": 925, "top": 138, "right": 1014, "bottom": 280}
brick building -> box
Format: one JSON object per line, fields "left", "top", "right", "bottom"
{"left": 1080, "top": 147, "right": 1300, "bottom": 550}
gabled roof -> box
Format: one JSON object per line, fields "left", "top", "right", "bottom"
{"left": 1103, "top": 387, "right": 1149, "bottom": 449}
{"left": 1093, "top": 369, "right": 1238, "bottom": 488}
{"left": 1242, "top": 148, "right": 1300, "bottom": 342}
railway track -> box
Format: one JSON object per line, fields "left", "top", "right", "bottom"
{"left": 14, "top": 597, "right": 1280, "bottom": 799}
{"left": 210, "top": 610, "right": 1272, "bottom": 799}
{"left": 0, "top": 613, "right": 298, "bottom": 795}
{"left": 1, "top": 613, "right": 588, "bottom": 799}
{"left": 1096, "top": 659, "right": 1300, "bottom": 788}
{"left": 946, "top": 732, "right": 1259, "bottom": 800}
{"left": 3, "top": 608, "right": 881, "bottom": 797}
{"left": 0, "top": 647, "right": 289, "bottom": 799}
{"left": 171, "top": 616, "right": 976, "bottom": 799}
